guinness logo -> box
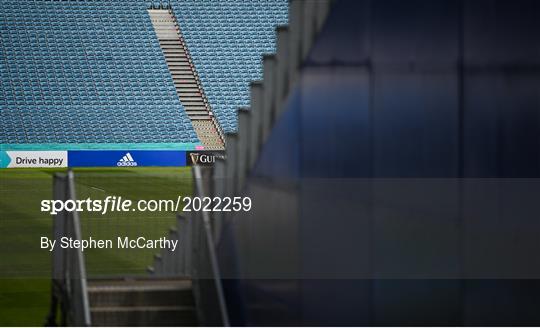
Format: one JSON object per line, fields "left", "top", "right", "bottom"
{"left": 190, "top": 152, "right": 201, "bottom": 165}
{"left": 187, "top": 151, "right": 225, "bottom": 166}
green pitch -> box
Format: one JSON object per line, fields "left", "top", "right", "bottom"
{"left": 0, "top": 167, "right": 193, "bottom": 326}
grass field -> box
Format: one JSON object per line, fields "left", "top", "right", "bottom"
{"left": 0, "top": 167, "right": 193, "bottom": 326}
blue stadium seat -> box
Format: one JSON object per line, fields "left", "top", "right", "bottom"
{"left": 1, "top": 0, "right": 199, "bottom": 146}
{"left": 1, "top": 0, "right": 287, "bottom": 144}
{"left": 169, "top": 0, "right": 288, "bottom": 132}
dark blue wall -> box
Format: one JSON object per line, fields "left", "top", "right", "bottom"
{"left": 219, "top": 0, "right": 540, "bottom": 325}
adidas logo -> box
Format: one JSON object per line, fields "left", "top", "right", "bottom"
{"left": 117, "top": 152, "right": 138, "bottom": 167}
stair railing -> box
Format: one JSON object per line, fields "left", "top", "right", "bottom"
{"left": 192, "top": 165, "right": 230, "bottom": 326}
{"left": 47, "top": 170, "right": 91, "bottom": 326}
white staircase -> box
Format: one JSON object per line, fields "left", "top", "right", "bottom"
{"left": 88, "top": 278, "right": 197, "bottom": 326}
{"left": 148, "top": 9, "right": 225, "bottom": 150}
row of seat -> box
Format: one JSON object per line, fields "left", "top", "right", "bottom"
{"left": 2, "top": 96, "right": 175, "bottom": 100}
{"left": 1, "top": 136, "right": 199, "bottom": 144}
{"left": 3, "top": 86, "right": 175, "bottom": 93}
{"left": 1, "top": 134, "right": 198, "bottom": 144}
{"left": 2, "top": 107, "right": 192, "bottom": 114}
{"left": 3, "top": 86, "right": 175, "bottom": 92}
{"left": 2, "top": 0, "right": 288, "bottom": 142}
{"left": 3, "top": 97, "right": 180, "bottom": 103}
{"left": 3, "top": 37, "right": 156, "bottom": 42}
{"left": 3, "top": 38, "right": 159, "bottom": 44}
{"left": 3, "top": 63, "right": 168, "bottom": 69}
{"left": 1, "top": 0, "right": 200, "bottom": 145}
{"left": 4, "top": 48, "right": 162, "bottom": 52}
{"left": 4, "top": 70, "right": 172, "bottom": 78}
{"left": 171, "top": 0, "right": 288, "bottom": 132}
{"left": 4, "top": 82, "right": 174, "bottom": 88}
{"left": 3, "top": 59, "right": 167, "bottom": 65}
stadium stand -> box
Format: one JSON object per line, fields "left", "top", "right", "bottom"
{"left": 1, "top": 0, "right": 288, "bottom": 150}
{"left": 168, "top": 0, "right": 289, "bottom": 133}
{"left": 0, "top": 0, "right": 199, "bottom": 148}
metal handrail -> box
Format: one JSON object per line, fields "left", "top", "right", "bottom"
{"left": 193, "top": 165, "right": 230, "bottom": 326}
{"left": 47, "top": 170, "right": 91, "bottom": 326}
{"left": 67, "top": 170, "right": 92, "bottom": 326}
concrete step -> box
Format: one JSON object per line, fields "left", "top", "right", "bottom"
{"left": 185, "top": 111, "right": 210, "bottom": 116}
{"left": 165, "top": 55, "right": 187, "bottom": 60}
{"left": 168, "top": 62, "right": 189, "bottom": 66}
{"left": 88, "top": 278, "right": 197, "bottom": 326}
{"left": 163, "top": 47, "right": 185, "bottom": 52}
{"left": 160, "top": 43, "right": 183, "bottom": 47}
{"left": 175, "top": 85, "right": 199, "bottom": 90}
{"left": 160, "top": 41, "right": 182, "bottom": 45}
{"left": 172, "top": 79, "right": 197, "bottom": 84}
{"left": 165, "top": 54, "right": 188, "bottom": 59}
{"left": 180, "top": 98, "right": 205, "bottom": 104}
{"left": 169, "top": 66, "right": 191, "bottom": 71}
{"left": 88, "top": 279, "right": 193, "bottom": 308}
{"left": 176, "top": 85, "right": 199, "bottom": 90}
{"left": 166, "top": 57, "right": 189, "bottom": 62}
{"left": 155, "top": 34, "right": 180, "bottom": 39}
{"left": 176, "top": 87, "right": 199, "bottom": 91}
{"left": 175, "top": 82, "right": 197, "bottom": 86}
{"left": 183, "top": 103, "right": 207, "bottom": 109}
{"left": 171, "top": 74, "right": 195, "bottom": 79}
{"left": 173, "top": 79, "right": 197, "bottom": 84}
{"left": 167, "top": 57, "right": 190, "bottom": 66}
{"left": 175, "top": 83, "right": 199, "bottom": 88}
{"left": 160, "top": 45, "right": 184, "bottom": 50}
{"left": 171, "top": 72, "right": 197, "bottom": 79}
{"left": 163, "top": 51, "right": 186, "bottom": 56}
{"left": 172, "top": 69, "right": 192, "bottom": 74}
{"left": 168, "top": 63, "right": 190, "bottom": 67}
{"left": 91, "top": 305, "right": 197, "bottom": 326}
{"left": 164, "top": 54, "right": 186, "bottom": 59}
{"left": 179, "top": 96, "right": 204, "bottom": 102}
{"left": 180, "top": 97, "right": 204, "bottom": 101}
{"left": 160, "top": 43, "right": 183, "bottom": 48}
{"left": 182, "top": 105, "right": 207, "bottom": 111}
{"left": 182, "top": 103, "right": 207, "bottom": 108}
{"left": 171, "top": 69, "right": 192, "bottom": 74}
{"left": 170, "top": 67, "right": 191, "bottom": 71}
{"left": 177, "top": 92, "right": 201, "bottom": 97}
{"left": 149, "top": 8, "right": 224, "bottom": 150}
{"left": 154, "top": 29, "right": 177, "bottom": 33}
{"left": 191, "top": 115, "right": 216, "bottom": 120}
{"left": 169, "top": 67, "right": 191, "bottom": 71}
{"left": 154, "top": 31, "right": 178, "bottom": 35}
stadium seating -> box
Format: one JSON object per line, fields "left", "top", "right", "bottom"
{"left": 1, "top": 0, "right": 288, "bottom": 146}
{"left": 168, "top": 0, "right": 288, "bottom": 132}
{"left": 0, "top": 0, "right": 199, "bottom": 146}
